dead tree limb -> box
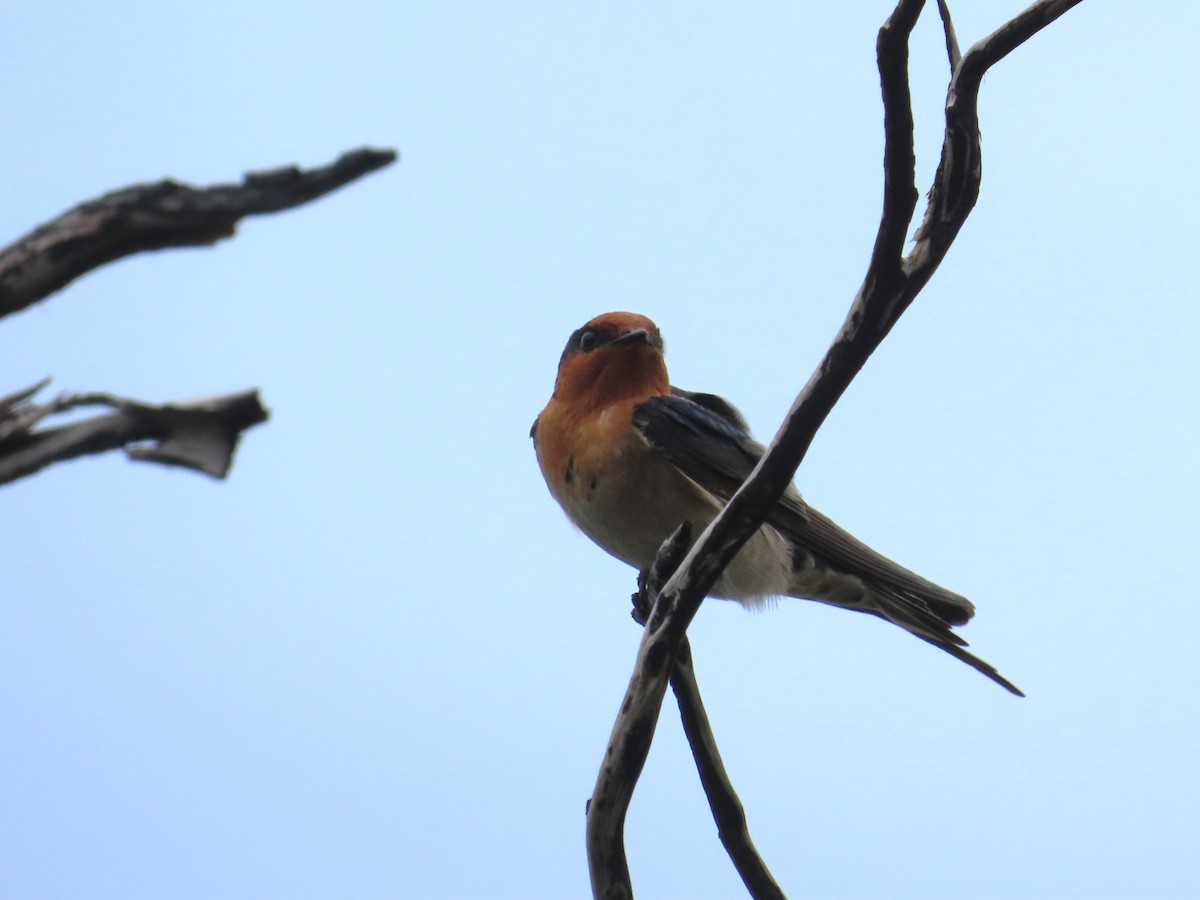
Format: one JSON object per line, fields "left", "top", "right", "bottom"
{"left": 0, "top": 380, "right": 268, "bottom": 485}
{"left": 0, "top": 146, "right": 397, "bottom": 320}
{"left": 628, "top": 525, "right": 786, "bottom": 900}
{"left": 0, "top": 147, "right": 395, "bottom": 486}
{"left": 670, "top": 645, "right": 785, "bottom": 900}
{"left": 586, "top": 1, "right": 1083, "bottom": 896}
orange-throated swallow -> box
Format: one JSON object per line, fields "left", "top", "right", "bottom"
{"left": 531, "top": 311, "right": 1022, "bottom": 696}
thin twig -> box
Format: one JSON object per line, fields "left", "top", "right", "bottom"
{"left": 671, "top": 647, "right": 786, "bottom": 900}
{"left": 936, "top": 0, "right": 963, "bottom": 69}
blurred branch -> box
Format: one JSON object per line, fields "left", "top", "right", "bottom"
{"left": 0, "top": 146, "right": 397, "bottom": 320}
{"left": 587, "top": 1, "right": 1081, "bottom": 896}
{"left": 0, "top": 380, "right": 268, "bottom": 485}
{"left": 0, "top": 146, "right": 396, "bottom": 486}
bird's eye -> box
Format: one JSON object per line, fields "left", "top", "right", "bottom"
{"left": 579, "top": 329, "right": 600, "bottom": 351}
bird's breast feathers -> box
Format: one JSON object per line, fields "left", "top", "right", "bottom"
{"left": 534, "top": 397, "right": 792, "bottom": 603}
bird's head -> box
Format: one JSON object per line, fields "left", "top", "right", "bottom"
{"left": 553, "top": 312, "right": 669, "bottom": 410}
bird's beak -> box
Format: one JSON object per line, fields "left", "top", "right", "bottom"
{"left": 611, "top": 328, "right": 655, "bottom": 347}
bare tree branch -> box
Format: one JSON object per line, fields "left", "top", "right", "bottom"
{"left": 585, "top": 528, "right": 692, "bottom": 900}
{"left": 587, "top": 1, "right": 1083, "bottom": 896}
{"left": 670, "top": 646, "right": 786, "bottom": 900}
{"left": 936, "top": 0, "right": 963, "bottom": 69}
{"left": 0, "top": 147, "right": 395, "bottom": 486}
{"left": 870, "top": 0, "right": 923, "bottom": 284}
{"left": 0, "top": 146, "right": 397, "bottom": 320}
{"left": 910, "top": 0, "right": 1083, "bottom": 262}
{"left": 0, "top": 381, "right": 268, "bottom": 485}
{"left": 623, "top": 526, "right": 787, "bottom": 900}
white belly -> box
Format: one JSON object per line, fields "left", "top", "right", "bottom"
{"left": 550, "top": 447, "right": 793, "bottom": 606}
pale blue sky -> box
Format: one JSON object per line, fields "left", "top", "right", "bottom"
{"left": 2, "top": 3, "right": 1197, "bottom": 898}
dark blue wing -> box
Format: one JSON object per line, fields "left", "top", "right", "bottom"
{"left": 632, "top": 390, "right": 1021, "bottom": 695}
{"left": 633, "top": 390, "right": 1024, "bottom": 695}
{"left": 634, "top": 390, "right": 977, "bottom": 628}
{"left": 633, "top": 389, "right": 810, "bottom": 530}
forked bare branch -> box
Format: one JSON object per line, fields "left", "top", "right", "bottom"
{"left": 625, "top": 526, "right": 786, "bottom": 900}
{"left": 587, "top": 1, "right": 1083, "bottom": 896}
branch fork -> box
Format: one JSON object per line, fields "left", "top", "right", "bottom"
{"left": 585, "top": 2, "right": 1083, "bottom": 896}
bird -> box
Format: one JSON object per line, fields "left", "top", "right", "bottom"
{"left": 531, "top": 311, "right": 1022, "bottom": 696}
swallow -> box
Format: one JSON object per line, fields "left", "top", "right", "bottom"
{"left": 531, "top": 311, "right": 1022, "bottom": 696}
